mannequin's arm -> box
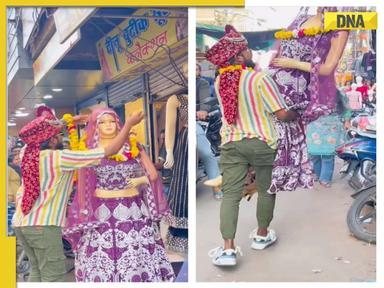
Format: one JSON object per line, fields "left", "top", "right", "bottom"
{"left": 164, "top": 95, "right": 180, "bottom": 169}
{"left": 271, "top": 31, "right": 349, "bottom": 76}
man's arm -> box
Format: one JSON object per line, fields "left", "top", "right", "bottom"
{"left": 274, "top": 109, "right": 298, "bottom": 122}
{"left": 59, "top": 111, "right": 144, "bottom": 171}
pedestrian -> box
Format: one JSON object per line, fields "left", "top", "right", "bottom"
{"left": 205, "top": 25, "right": 298, "bottom": 266}
{"left": 196, "top": 63, "right": 223, "bottom": 199}
{"left": 12, "top": 105, "right": 143, "bottom": 282}
{"left": 306, "top": 91, "right": 350, "bottom": 188}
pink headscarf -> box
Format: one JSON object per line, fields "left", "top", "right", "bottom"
{"left": 64, "top": 108, "right": 169, "bottom": 250}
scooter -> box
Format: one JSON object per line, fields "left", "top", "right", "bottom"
{"left": 335, "top": 127, "right": 376, "bottom": 191}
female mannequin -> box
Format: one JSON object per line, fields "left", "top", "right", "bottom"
{"left": 64, "top": 108, "right": 174, "bottom": 282}
{"left": 266, "top": 7, "right": 349, "bottom": 192}
{"left": 346, "top": 83, "right": 363, "bottom": 110}
{"left": 164, "top": 63, "right": 188, "bottom": 253}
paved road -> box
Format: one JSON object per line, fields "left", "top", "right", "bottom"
{"left": 196, "top": 159, "right": 376, "bottom": 282}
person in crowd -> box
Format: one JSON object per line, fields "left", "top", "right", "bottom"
{"left": 306, "top": 91, "right": 351, "bottom": 188}
{"left": 196, "top": 63, "right": 223, "bottom": 200}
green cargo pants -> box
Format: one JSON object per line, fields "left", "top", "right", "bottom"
{"left": 220, "top": 138, "right": 276, "bottom": 240}
{"left": 14, "top": 226, "right": 66, "bottom": 282}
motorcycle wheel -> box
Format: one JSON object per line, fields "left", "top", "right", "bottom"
{"left": 347, "top": 187, "right": 376, "bottom": 243}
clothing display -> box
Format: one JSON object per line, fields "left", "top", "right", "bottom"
{"left": 166, "top": 94, "right": 188, "bottom": 253}
{"left": 70, "top": 159, "right": 174, "bottom": 282}
{"left": 267, "top": 12, "right": 346, "bottom": 193}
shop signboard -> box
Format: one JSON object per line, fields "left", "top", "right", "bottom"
{"left": 54, "top": 8, "right": 96, "bottom": 43}
{"left": 96, "top": 8, "right": 188, "bottom": 82}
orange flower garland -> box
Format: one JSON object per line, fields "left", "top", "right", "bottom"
{"left": 275, "top": 26, "right": 332, "bottom": 40}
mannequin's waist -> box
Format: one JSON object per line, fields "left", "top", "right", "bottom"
{"left": 95, "top": 188, "right": 139, "bottom": 198}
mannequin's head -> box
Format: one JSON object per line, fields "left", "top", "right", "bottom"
{"left": 85, "top": 108, "right": 121, "bottom": 148}
{"left": 97, "top": 113, "right": 118, "bottom": 139}
{"left": 355, "top": 76, "right": 363, "bottom": 85}
{"left": 351, "top": 83, "right": 358, "bottom": 91}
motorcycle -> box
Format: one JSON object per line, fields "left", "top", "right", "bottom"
{"left": 335, "top": 124, "right": 376, "bottom": 243}
{"left": 347, "top": 184, "right": 376, "bottom": 243}
{"left": 335, "top": 126, "right": 376, "bottom": 191}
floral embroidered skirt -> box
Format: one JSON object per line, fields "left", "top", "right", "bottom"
{"left": 73, "top": 196, "right": 175, "bottom": 282}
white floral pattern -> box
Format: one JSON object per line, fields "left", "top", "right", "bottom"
{"left": 74, "top": 198, "right": 174, "bottom": 282}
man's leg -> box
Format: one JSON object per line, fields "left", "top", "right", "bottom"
{"left": 197, "top": 123, "right": 220, "bottom": 180}
{"left": 244, "top": 139, "right": 276, "bottom": 235}
{"left": 22, "top": 226, "right": 66, "bottom": 282}
{"left": 220, "top": 141, "right": 248, "bottom": 242}
{"left": 14, "top": 227, "right": 41, "bottom": 282}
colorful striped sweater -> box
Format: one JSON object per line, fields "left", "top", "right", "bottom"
{"left": 13, "top": 148, "right": 105, "bottom": 227}
{"left": 215, "top": 70, "right": 288, "bottom": 149}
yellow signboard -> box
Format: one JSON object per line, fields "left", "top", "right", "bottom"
{"left": 324, "top": 12, "right": 377, "bottom": 30}
{"left": 97, "top": 8, "right": 188, "bottom": 81}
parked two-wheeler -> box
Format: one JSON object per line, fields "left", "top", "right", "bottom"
{"left": 335, "top": 124, "right": 376, "bottom": 243}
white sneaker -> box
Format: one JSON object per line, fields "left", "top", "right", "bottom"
{"left": 208, "top": 246, "right": 243, "bottom": 266}
{"left": 250, "top": 229, "right": 277, "bottom": 250}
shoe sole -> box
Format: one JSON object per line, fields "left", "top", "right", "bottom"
{"left": 213, "top": 258, "right": 236, "bottom": 266}
{"left": 251, "top": 238, "right": 277, "bottom": 250}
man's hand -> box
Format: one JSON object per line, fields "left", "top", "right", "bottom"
{"left": 196, "top": 111, "right": 208, "bottom": 121}
{"left": 126, "top": 111, "right": 144, "bottom": 126}
{"left": 72, "top": 114, "right": 89, "bottom": 124}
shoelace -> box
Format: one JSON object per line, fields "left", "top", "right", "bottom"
{"left": 208, "top": 246, "right": 243, "bottom": 258}
{"left": 249, "top": 229, "right": 259, "bottom": 239}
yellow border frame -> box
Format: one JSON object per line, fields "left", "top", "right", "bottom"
{"left": 2, "top": 1, "right": 243, "bottom": 287}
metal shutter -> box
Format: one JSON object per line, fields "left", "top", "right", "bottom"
{"left": 148, "top": 54, "right": 187, "bottom": 101}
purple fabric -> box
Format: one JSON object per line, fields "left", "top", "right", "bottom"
{"left": 267, "top": 8, "right": 348, "bottom": 193}
{"left": 71, "top": 196, "right": 174, "bottom": 282}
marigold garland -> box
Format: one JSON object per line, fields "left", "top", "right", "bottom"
{"left": 63, "top": 114, "right": 79, "bottom": 150}
{"left": 275, "top": 26, "right": 332, "bottom": 40}
{"left": 218, "top": 64, "right": 253, "bottom": 75}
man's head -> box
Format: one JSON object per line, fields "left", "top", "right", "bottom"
{"left": 229, "top": 48, "right": 254, "bottom": 68}
{"left": 40, "top": 132, "right": 64, "bottom": 150}
{"left": 205, "top": 25, "right": 249, "bottom": 68}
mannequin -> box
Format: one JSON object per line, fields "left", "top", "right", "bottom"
{"left": 64, "top": 109, "right": 174, "bottom": 282}
{"left": 346, "top": 83, "right": 363, "bottom": 110}
{"left": 164, "top": 62, "right": 188, "bottom": 253}
{"left": 355, "top": 76, "right": 369, "bottom": 102}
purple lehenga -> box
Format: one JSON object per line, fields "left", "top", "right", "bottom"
{"left": 267, "top": 9, "right": 348, "bottom": 193}
{"left": 71, "top": 159, "right": 174, "bottom": 282}
{"left": 64, "top": 108, "right": 174, "bottom": 282}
